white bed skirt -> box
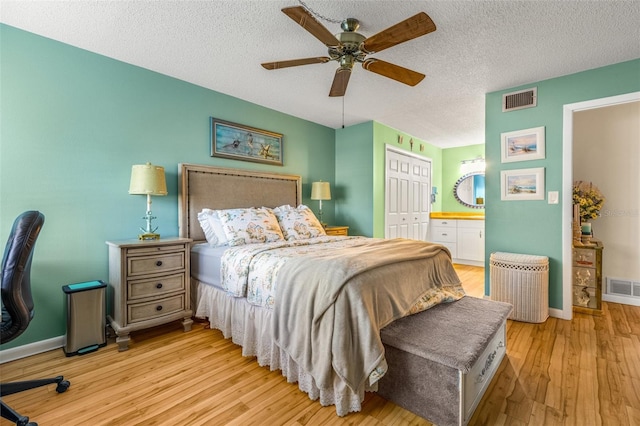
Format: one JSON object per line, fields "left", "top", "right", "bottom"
{"left": 194, "top": 279, "right": 376, "bottom": 416}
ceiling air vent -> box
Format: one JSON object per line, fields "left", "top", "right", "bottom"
{"left": 502, "top": 87, "right": 537, "bottom": 112}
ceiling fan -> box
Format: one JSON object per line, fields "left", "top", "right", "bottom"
{"left": 261, "top": 6, "right": 436, "bottom": 97}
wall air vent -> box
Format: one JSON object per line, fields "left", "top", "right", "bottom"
{"left": 502, "top": 87, "right": 537, "bottom": 112}
{"left": 607, "top": 277, "right": 640, "bottom": 298}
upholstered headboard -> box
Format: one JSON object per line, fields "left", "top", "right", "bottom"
{"left": 178, "top": 163, "right": 302, "bottom": 242}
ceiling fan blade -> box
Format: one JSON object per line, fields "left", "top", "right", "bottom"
{"left": 362, "top": 58, "right": 425, "bottom": 86}
{"left": 282, "top": 6, "right": 341, "bottom": 48}
{"left": 262, "top": 57, "right": 331, "bottom": 70}
{"left": 329, "top": 67, "right": 352, "bottom": 97}
{"left": 361, "top": 12, "right": 436, "bottom": 54}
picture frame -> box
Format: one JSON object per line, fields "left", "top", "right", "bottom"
{"left": 500, "top": 126, "right": 545, "bottom": 163}
{"left": 501, "top": 167, "right": 545, "bottom": 201}
{"left": 210, "top": 118, "right": 283, "bottom": 166}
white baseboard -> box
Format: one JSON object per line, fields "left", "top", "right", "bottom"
{"left": 549, "top": 307, "right": 569, "bottom": 320}
{"left": 603, "top": 294, "right": 640, "bottom": 307}
{"left": 0, "top": 335, "right": 65, "bottom": 364}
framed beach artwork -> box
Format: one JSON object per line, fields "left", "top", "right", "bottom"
{"left": 500, "top": 126, "right": 545, "bottom": 163}
{"left": 501, "top": 167, "right": 545, "bottom": 201}
{"left": 210, "top": 118, "right": 283, "bottom": 166}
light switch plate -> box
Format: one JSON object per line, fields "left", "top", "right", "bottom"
{"left": 548, "top": 191, "right": 559, "bottom": 204}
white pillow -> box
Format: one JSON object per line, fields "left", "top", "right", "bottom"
{"left": 218, "top": 207, "right": 284, "bottom": 246}
{"left": 197, "top": 209, "right": 228, "bottom": 247}
{"left": 273, "top": 204, "right": 326, "bottom": 241}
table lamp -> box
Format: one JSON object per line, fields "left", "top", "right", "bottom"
{"left": 129, "top": 163, "right": 167, "bottom": 240}
{"left": 311, "top": 181, "right": 331, "bottom": 226}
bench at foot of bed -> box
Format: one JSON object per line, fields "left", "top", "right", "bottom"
{"left": 378, "top": 296, "right": 513, "bottom": 426}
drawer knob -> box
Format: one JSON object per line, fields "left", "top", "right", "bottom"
{"left": 156, "top": 283, "right": 163, "bottom": 289}
{"left": 156, "top": 260, "right": 163, "bottom": 267}
{"left": 156, "top": 305, "right": 163, "bottom": 311}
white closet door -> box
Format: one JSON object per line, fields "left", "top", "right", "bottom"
{"left": 412, "top": 158, "right": 432, "bottom": 241}
{"left": 386, "top": 150, "right": 411, "bottom": 239}
{"left": 385, "top": 146, "right": 432, "bottom": 241}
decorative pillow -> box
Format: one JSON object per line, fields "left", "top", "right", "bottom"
{"left": 197, "top": 209, "right": 228, "bottom": 247}
{"left": 273, "top": 204, "right": 326, "bottom": 241}
{"left": 218, "top": 207, "right": 284, "bottom": 246}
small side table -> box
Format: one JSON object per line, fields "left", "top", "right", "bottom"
{"left": 106, "top": 237, "right": 193, "bottom": 351}
{"left": 324, "top": 226, "right": 349, "bottom": 236}
{"left": 572, "top": 241, "right": 603, "bottom": 315}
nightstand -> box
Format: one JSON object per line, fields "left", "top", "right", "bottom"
{"left": 106, "top": 237, "right": 193, "bottom": 351}
{"left": 324, "top": 226, "right": 349, "bottom": 236}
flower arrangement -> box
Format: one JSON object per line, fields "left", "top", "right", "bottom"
{"left": 573, "top": 181, "right": 605, "bottom": 222}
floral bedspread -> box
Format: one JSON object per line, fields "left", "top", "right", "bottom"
{"left": 220, "top": 236, "right": 368, "bottom": 308}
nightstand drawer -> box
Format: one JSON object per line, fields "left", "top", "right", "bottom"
{"left": 126, "top": 244, "right": 187, "bottom": 256}
{"left": 325, "top": 226, "right": 349, "bottom": 236}
{"left": 128, "top": 294, "right": 185, "bottom": 323}
{"left": 573, "top": 285, "right": 598, "bottom": 309}
{"left": 127, "top": 252, "right": 185, "bottom": 277}
{"left": 128, "top": 273, "right": 185, "bottom": 300}
{"left": 573, "top": 248, "right": 596, "bottom": 267}
{"left": 573, "top": 267, "right": 596, "bottom": 288}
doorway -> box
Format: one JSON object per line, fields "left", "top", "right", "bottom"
{"left": 561, "top": 91, "right": 640, "bottom": 319}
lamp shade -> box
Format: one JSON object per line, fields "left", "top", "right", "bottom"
{"left": 311, "top": 181, "right": 331, "bottom": 200}
{"left": 128, "top": 163, "right": 168, "bottom": 196}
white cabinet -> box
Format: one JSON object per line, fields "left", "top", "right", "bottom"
{"left": 430, "top": 219, "right": 457, "bottom": 258}
{"left": 457, "top": 220, "right": 484, "bottom": 264}
{"left": 429, "top": 219, "right": 485, "bottom": 266}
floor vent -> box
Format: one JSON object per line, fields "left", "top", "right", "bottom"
{"left": 607, "top": 277, "right": 640, "bottom": 298}
{"left": 502, "top": 87, "right": 537, "bottom": 112}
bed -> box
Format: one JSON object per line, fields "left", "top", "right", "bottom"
{"left": 178, "top": 163, "right": 465, "bottom": 416}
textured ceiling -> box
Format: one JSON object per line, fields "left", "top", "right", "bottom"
{"left": 2, "top": 1, "right": 639, "bottom": 148}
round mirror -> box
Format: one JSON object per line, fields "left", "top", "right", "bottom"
{"left": 454, "top": 172, "right": 485, "bottom": 209}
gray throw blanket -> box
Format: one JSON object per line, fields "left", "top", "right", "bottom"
{"left": 272, "top": 238, "right": 464, "bottom": 393}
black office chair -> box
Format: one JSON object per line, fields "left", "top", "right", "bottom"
{"left": 1, "top": 211, "right": 70, "bottom": 426}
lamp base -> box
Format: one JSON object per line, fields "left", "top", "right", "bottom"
{"left": 138, "top": 232, "right": 160, "bottom": 241}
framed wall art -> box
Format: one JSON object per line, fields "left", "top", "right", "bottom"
{"left": 210, "top": 118, "right": 283, "bottom": 166}
{"left": 501, "top": 167, "right": 545, "bottom": 201}
{"left": 500, "top": 126, "right": 545, "bottom": 163}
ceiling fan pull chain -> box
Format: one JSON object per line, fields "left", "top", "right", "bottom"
{"left": 297, "top": 0, "right": 343, "bottom": 24}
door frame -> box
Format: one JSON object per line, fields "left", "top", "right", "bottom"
{"left": 561, "top": 91, "right": 640, "bottom": 319}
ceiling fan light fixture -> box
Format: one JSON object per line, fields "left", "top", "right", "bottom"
{"left": 263, "top": 6, "right": 436, "bottom": 97}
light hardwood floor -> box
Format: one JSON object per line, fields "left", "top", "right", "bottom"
{"left": 1, "top": 265, "right": 639, "bottom": 425}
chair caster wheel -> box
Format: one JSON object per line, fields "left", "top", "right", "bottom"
{"left": 56, "top": 380, "right": 70, "bottom": 393}
{"left": 16, "top": 416, "right": 37, "bottom": 426}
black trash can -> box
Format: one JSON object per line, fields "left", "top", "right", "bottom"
{"left": 62, "top": 280, "right": 107, "bottom": 356}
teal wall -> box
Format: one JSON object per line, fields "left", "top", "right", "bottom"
{"left": 441, "top": 144, "right": 485, "bottom": 212}
{"left": 485, "top": 59, "right": 640, "bottom": 307}
{"left": 0, "top": 25, "right": 335, "bottom": 349}
{"left": 335, "top": 122, "right": 374, "bottom": 236}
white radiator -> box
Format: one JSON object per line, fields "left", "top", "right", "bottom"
{"left": 490, "top": 252, "right": 549, "bottom": 323}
